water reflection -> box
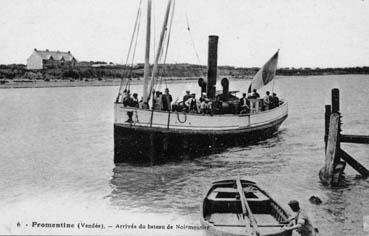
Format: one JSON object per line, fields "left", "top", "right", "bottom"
{"left": 114, "top": 123, "right": 286, "bottom": 165}
{"left": 108, "top": 133, "right": 287, "bottom": 214}
{"left": 1, "top": 76, "right": 369, "bottom": 236}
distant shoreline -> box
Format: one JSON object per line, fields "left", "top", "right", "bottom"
{"left": 0, "top": 74, "right": 367, "bottom": 89}
{"left": 0, "top": 77, "right": 199, "bottom": 89}
{"left": 2, "top": 63, "right": 369, "bottom": 90}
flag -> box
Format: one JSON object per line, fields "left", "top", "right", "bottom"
{"left": 248, "top": 50, "right": 279, "bottom": 93}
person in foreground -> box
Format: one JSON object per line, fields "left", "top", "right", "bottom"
{"left": 283, "top": 200, "right": 319, "bottom": 236}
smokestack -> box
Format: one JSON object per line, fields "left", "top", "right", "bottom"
{"left": 207, "top": 35, "right": 218, "bottom": 100}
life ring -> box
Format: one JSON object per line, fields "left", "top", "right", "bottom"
{"left": 176, "top": 111, "right": 187, "bottom": 123}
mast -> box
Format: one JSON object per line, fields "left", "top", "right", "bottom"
{"left": 142, "top": 0, "right": 152, "bottom": 105}
{"left": 148, "top": 0, "right": 172, "bottom": 100}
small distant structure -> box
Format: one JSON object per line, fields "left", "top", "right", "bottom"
{"left": 26, "top": 48, "right": 77, "bottom": 70}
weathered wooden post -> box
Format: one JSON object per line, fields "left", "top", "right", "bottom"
{"left": 319, "top": 113, "right": 343, "bottom": 186}
{"left": 331, "top": 88, "right": 340, "bottom": 114}
{"left": 320, "top": 88, "right": 369, "bottom": 186}
{"left": 331, "top": 88, "right": 341, "bottom": 164}
{"left": 320, "top": 89, "right": 345, "bottom": 186}
{"left": 324, "top": 105, "right": 331, "bottom": 149}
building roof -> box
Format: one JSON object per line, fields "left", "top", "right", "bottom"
{"left": 33, "top": 49, "right": 76, "bottom": 61}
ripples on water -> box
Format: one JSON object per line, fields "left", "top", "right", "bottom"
{"left": 0, "top": 75, "right": 369, "bottom": 235}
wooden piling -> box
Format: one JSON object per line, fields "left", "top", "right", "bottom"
{"left": 319, "top": 113, "right": 341, "bottom": 186}
{"left": 320, "top": 88, "right": 369, "bottom": 186}
{"left": 331, "top": 88, "right": 341, "bottom": 164}
{"left": 331, "top": 88, "right": 340, "bottom": 113}
{"left": 324, "top": 105, "right": 331, "bottom": 149}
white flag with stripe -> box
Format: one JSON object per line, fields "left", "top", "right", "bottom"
{"left": 248, "top": 50, "right": 279, "bottom": 93}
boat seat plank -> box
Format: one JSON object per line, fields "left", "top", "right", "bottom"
{"left": 211, "top": 226, "right": 253, "bottom": 235}
{"left": 208, "top": 187, "right": 269, "bottom": 201}
{"left": 212, "top": 187, "right": 258, "bottom": 193}
{"left": 207, "top": 213, "right": 253, "bottom": 235}
{"left": 254, "top": 214, "right": 283, "bottom": 235}
{"left": 208, "top": 213, "right": 251, "bottom": 226}
{"left": 254, "top": 214, "right": 279, "bottom": 225}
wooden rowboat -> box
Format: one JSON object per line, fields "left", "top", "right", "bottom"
{"left": 200, "top": 179, "right": 292, "bottom": 236}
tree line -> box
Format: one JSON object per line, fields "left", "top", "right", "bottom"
{"left": 1, "top": 62, "right": 369, "bottom": 81}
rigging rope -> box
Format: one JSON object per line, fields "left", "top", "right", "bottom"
{"left": 156, "top": 0, "right": 175, "bottom": 91}
{"left": 185, "top": 13, "right": 206, "bottom": 78}
{"left": 117, "top": 0, "right": 143, "bottom": 98}
{"left": 152, "top": 0, "right": 156, "bottom": 63}
{"left": 126, "top": 6, "right": 143, "bottom": 91}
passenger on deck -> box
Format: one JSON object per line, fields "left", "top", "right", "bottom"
{"left": 239, "top": 93, "right": 250, "bottom": 114}
{"left": 263, "top": 91, "right": 271, "bottom": 110}
{"left": 171, "top": 97, "right": 180, "bottom": 111}
{"left": 153, "top": 91, "right": 162, "bottom": 110}
{"left": 139, "top": 96, "right": 144, "bottom": 108}
{"left": 199, "top": 93, "right": 206, "bottom": 109}
{"left": 132, "top": 93, "right": 139, "bottom": 108}
{"left": 185, "top": 93, "right": 199, "bottom": 113}
{"left": 283, "top": 200, "right": 318, "bottom": 236}
{"left": 182, "top": 90, "right": 192, "bottom": 111}
{"left": 252, "top": 89, "right": 260, "bottom": 98}
{"left": 213, "top": 96, "right": 223, "bottom": 114}
{"left": 200, "top": 95, "right": 212, "bottom": 114}
{"left": 183, "top": 90, "right": 192, "bottom": 103}
{"left": 271, "top": 92, "right": 280, "bottom": 108}
{"left": 204, "top": 98, "right": 212, "bottom": 114}
{"left": 161, "top": 88, "right": 173, "bottom": 111}
{"left": 122, "top": 90, "right": 133, "bottom": 107}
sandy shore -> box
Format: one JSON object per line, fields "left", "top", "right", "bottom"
{"left": 0, "top": 77, "right": 200, "bottom": 89}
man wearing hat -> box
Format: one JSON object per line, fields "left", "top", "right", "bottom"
{"left": 183, "top": 90, "right": 191, "bottom": 103}
{"left": 283, "top": 200, "right": 318, "bottom": 236}
{"left": 162, "top": 88, "right": 172, "bottom": 111}
{"left": 183, "top": 90, "right": 192, "bottom": 111}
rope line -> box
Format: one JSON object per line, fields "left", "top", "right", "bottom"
{"left": 117, "top": 0, "right": 143, "bottom": 98}
{"left": 126, "top": 7, "right": 143, "bottom": 91}
{"left": 156, "top": 0, "right": 175, "bottom": 91}
{"left": 176, "top": 111, "right": 187, "bottom": 123}
{"left": 185, "top": 13, "right": 206, "bottom": 77}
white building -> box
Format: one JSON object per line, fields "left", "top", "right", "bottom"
{"left": 26, "top": 49, "right": 77, "bottom": 70}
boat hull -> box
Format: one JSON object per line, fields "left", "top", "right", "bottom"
{"left": 113, "top": 102, "right": 288, "bottom": 163}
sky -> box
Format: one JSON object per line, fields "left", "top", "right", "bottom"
{"left": 1, "top": 0, "right": 369, "bottom": 67}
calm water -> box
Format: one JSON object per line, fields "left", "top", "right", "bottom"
{"left": 0, "top": 75, "right": 368, "bottom": 235}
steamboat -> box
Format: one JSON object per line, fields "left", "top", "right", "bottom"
{"left": 114, "top": 0, "right": 288, "bottom": 163}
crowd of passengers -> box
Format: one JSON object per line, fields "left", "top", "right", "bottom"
{"left": 119, "top": 87, "right": 280, "bottom": 115}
